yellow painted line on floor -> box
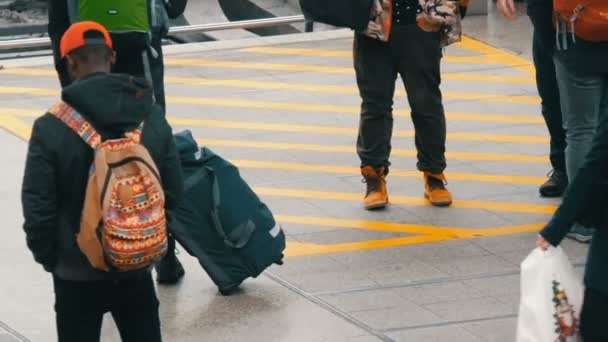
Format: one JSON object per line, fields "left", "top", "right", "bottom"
{"left": 285, "top": 235, "right": 455, "bottom": 257}
{"left": 0, "top": 114, "right": 554, "bottom": 215}
{"left": 0, "top": 86, "right": 543, "bottom": 125}
{"left": 255, "top": 187, "right": 556, "bottom": 215}
{"left": 198, "top": 138, "right": 547, "bottom": 164}
{"left": 472, "top": 222, "right": 546, "bottom": 237}
{"left": 284, "top": 222, "right": 545, "bottom": 257}
{"left": 163, "top": 58, "right": 535, "bottom": 84}
{"left": 277, "top": 214, "right": 477, "bottom": 236}
{"left": 0, "top": 67, "right": 539, "bottom": 105}
{"left": 233, "top": 159, "right": 546, "bottom": 185}
{"left": 458, "top": 37, "right": 535, "bottom": 76}
{"left": 0, "top": 115, "right": 31, "bottom": 140}
{"left": 0, "top": 109, "right": 549, "bottom": 145}
{"left": 170, "top": 117, "right": 547, "bottom": 144}
{"left": 0, "top": 109, "right": 547, "bottom": 166}
{"left": 278, "top": 214, "right": 545, "bottom": 238}
{"left": 241, "top": 46, "right": 517, "bottom": 65}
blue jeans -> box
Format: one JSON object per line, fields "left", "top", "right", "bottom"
{"left": 555, "top": 58, "right": 608, "bottom": 234}
{"left": 555, "top": 59, "right": 608, "bottom": 182}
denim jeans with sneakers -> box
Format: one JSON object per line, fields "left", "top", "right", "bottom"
{"left": 554, "top": 58, "right": 608, "bottom": 239}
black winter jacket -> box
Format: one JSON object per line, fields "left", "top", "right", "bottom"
{"left": 21, "top": 73, "right": 183, "bottom": 281}
{"left": 541, "top": 105, "right": 608, "bottom": 296}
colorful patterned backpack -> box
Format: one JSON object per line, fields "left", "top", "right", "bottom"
{"left": 49, "top": 102, "right": 168, "bottom": 272}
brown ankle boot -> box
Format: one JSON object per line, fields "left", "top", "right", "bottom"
{"left": 424, "top": 172, "right": 452, "bottom": 207}
{"left": 361, "top": 166, "right": 389, "bottom": 210}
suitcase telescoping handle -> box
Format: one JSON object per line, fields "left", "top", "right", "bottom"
{"left": 184, "top": 166, "right": 255, "bottom": 249}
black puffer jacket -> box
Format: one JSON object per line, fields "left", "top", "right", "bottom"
{"left": 21, "top": 73, "right": 183, "bottom": 281}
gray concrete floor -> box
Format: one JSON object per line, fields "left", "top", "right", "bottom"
{"left": 0, "top": 8, "right": 589, "bottom": 342}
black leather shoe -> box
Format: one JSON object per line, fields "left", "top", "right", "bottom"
{"left": 539, "top": 169, "right": 568, "bottom": 198}
{"left": 155, "top": 251, "right": 185, "bottom": 285}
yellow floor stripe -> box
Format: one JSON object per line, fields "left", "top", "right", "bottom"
{"left": 241, "top": 47, "right": 517, "bottom": 66}
{"left": 0, "top": 114, "right": 554, "bottom": 214}
{"left": 0, "top": 86, "right": 543, "bottom": 125}
{"left": 170, "top": 117, "right": 547, "bottom": 144}
{"left": 285, "top": 235, "right": 455, "bottom": 257}
{"left": 0, "top": 108, "right": 548, "bottom": 145}
{"left": 255, "top": 187, "right": 556, "bottom": 215}
{"left": 233, "top": 159, "right": 546, "bottom": 185}
{"left": 276, "top": 214, "right": 472, "bottom": 236}
{"left": 458, "top": 37, "right": 535, "bottom": 76}
{"left": 0, "top": 67, "right": 539, "bottom": 105}
{"left": 163, "top": 58, "right": 534, "bottom": 84}
{"left": 198, "top": 138, "right": 547, "bottom": 164}
{"left": 280, "top": 215, "right": 544, "bottom": 257}
{"left": 278, "top": 214, "right": 545, "bottom": 238}
{"left": 0, "top": 110, "right": 547, "bottom": 164}
{"left": 0, "top": 115, "right": 31, "bottom": 140}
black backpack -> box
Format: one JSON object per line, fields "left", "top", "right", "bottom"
{"left": 299, "top": 0, "right": 373, "bottom": 31}
{"left": 171, "top": 131, "right": 285, "bottom": 295}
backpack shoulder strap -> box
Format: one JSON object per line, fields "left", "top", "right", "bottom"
{"left": 48, "top": 102, "right": 101, "bottom": 149}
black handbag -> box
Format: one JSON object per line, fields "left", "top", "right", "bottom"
{"left": 299, "top": 0, "right": 373, "bottom": 31}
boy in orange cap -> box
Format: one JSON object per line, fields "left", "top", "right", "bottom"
{"left": 22, "top": 21, "right": 183, "bottom": 342}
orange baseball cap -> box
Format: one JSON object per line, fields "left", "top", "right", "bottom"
{"left": 60, "top": 21, "right": 113, "bottom": 58}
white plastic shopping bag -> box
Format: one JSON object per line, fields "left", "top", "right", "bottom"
{"left": 516, "top": 246, "right": 584, "bottom": 342}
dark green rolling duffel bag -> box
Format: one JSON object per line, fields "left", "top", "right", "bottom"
{"left": 172, "top": 130, "right": 285, "bottom": 295}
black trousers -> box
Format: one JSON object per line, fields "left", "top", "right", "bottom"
{"left": 527, "top": 1, "right": 567, "bottom": 173}
{"left": 51, "top": 35, "right": 167, "bottom": 112}
{"left": 53, "top": 272, "right": 162, "bottom": 342}
{"left": 581, "top": 288, "right": 608, "bottom": 341}
{"left": 354, "top": 24, "right": 446, "bottom": 174}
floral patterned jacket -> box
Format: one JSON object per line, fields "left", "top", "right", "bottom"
{"left": 363, "top": 0, "right": 470, "bottom": 47}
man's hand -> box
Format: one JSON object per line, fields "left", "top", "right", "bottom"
{"left": 536, "top": 235, "right": 552, "bottom": 251}
{"left": 497, "top": 0, "right": 517, "bottom": 19}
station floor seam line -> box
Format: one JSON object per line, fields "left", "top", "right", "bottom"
{"left": 380, "top": 313, "right": 519, "bottom": 334}
{"left": 263, "top": 271, "right": 395, "bottom": 342}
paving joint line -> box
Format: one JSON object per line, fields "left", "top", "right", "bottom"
{"left": 380, "top": 314, "right": 518, "bottom": 334}
{"left": 263, "top": 271, "right": 394, "bottom": 342}
{"left": 0, "top": 321, "right": 29, "bottom": 342}
{"left": 309, "top": 262, "right": 586, "bottom": 297}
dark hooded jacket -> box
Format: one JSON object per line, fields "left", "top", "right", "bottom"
{"left": 21, "top": 73, "right": 183, "bottom": 281}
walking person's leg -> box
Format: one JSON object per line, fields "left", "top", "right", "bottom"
{"left": 527, "top": 2, "right": 568, "bottom": 197}
{"left": 53, "top": 276, "right": 106, "bottom": 342}
{"left": 392, "top": 25, "right": 451, "bottom": 207}
{"left": 580, "top": 288, "right": 608, "bottom": 341}
{"left": 354, "top": 33, "right": 398, "bottom": 210}
{"left": 149, "top": 37, "right": 167, "bottom": 112}
{"left": 555, "top": 59, "right": 603, "bottom": 242}
{"left": 114, "top": 44, "right": 185, "bottom": 284}
{"left": 110, "top": 273, "right": 162, "bottom": 342}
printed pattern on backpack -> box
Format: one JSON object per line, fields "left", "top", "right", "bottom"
{"left": 49, "top": 102, "right": 168, "bottom": 272}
